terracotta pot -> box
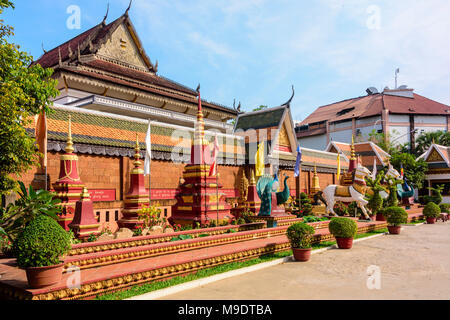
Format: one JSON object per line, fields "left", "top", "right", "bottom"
{"left": 292, "top": 248, "right": 312, "bottom": 262}
{"left": 376, "top": 213, "right": 386, "bottom": 222}
{"left": 25, "top": 263, "right": 64, "bottom": 289}
{"left": 335, "top": 237, "right": 354, "bottom": 249}
{"left": 388, "top": 225, "right": 402, "bottom": 235}
{"left": 426, "top": 217, "right": 436, "bottom": 224}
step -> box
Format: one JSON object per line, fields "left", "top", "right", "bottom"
{"left": 63, "top": 220, "right": 331, "bottom": 271}
{"left": 0, "top": 220, "right": 387, "bottom": 301}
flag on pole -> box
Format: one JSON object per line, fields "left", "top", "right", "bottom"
{"left": 371, "top": 158, "right": 377, "bottom": 180}
{"left": 255, "top": 142, "right": 265, "bottom": 177}
{"left": 336, "top": 153, "right": 341, "bottom": 182}
{"left": 294, "top": 145, "right": 302, "bottom": 178}
{"left": 144, "top": 120, "right": 152, "bottom": 176}
{"left": 400, "top": 163, "right": 404, "bottom": 178}
{"left": 34, "top": 110, "right": 47, "bottom": 168}
{"left": 209, "top": 135, "right": 220, "bottom": 177}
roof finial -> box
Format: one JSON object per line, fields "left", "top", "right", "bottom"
{"left": 154, "top": 60, "right": 158, "bottom": 73}
{"left": 41, "top": 43, "right": 47, "bottom": 54}
{"left": 125, "top": 0, "right": 133, "bottom": 16}
{"left": 283, "top": 85, "right": 295, "bottom": 107}
{"left": 66, "top": 115, "right": 74, "bottom": 154}
{"left": 102, "top": 3, "right": 110, "bottom": 25}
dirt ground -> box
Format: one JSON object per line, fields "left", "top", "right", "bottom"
{"left": 161, "top": 223, "right": 450, "bottom": 300}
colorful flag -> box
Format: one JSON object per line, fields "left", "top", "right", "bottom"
{"left": 336, "top": 153, "right": 341, "bottom": 182}
{"left": 209, "top": 135, "right": 220, "bottom": 177}
{"left": 34, "top": 110, "right": 47, "bottom": 168}
{"left": 400, "top": 163, "right": 404, "bottom": 178}
{"left": 255, "top": 142, "right": 265, "bottom": 177}
{"left": 144, "top": 120, "right": 152, "bottom": 176}
{"left": 294, "top": 145, "right": 302, "bottom": 178}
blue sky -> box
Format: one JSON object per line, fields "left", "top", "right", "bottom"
{"left": 3, "top": 0, "right": 450, "bottom": 123}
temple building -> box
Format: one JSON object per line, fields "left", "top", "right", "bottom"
{"left": 296, "top": 86, "right": 450, "bottom": 152}
{"left": 20, "top": 8, "right": 351, "bottom": 232}
{"left": 417, "top": 143, "right": 450, "bottom": 203}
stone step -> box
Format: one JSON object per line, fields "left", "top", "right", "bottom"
{"left": 64, "top": 220, "right": 331, "bottom": 272}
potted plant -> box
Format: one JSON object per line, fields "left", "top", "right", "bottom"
{"left": 286, "top": 223, "right": 316, "bottom": 262}
{"left": 384, "top": 207, "right": 408, "bottom": 234}
{"left": 328, "top": 217, "right": 358, "bottom": 249}
{"left": 423, "top": 202, "right": 441, "bottom": 224}
{"left": 13, "top": 215, "right": 72, "bottom": 289}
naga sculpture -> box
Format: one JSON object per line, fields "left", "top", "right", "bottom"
{"left": 257, "top": 174, "right": 290, "bottom": 216}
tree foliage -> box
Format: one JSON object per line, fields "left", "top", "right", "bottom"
{"left": 389, "top": 153, "right": 428, "bottom": 190}
{"left": 0, "top": 1, "right": 59, "bottom": 195}
{"left": 415, "top": 130, "right": 450, "bottom": 157}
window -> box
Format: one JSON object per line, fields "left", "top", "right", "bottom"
{"left": 115, "top": 211, "right": 119, "bottom": 221}
{"left": 336, "top": 107, "right": 355, "bottom": 117}
{"left": 105, "top": 211, "right": 110, "bottom": 223}
{"left": 164, "top": 209, "right": 168, "bottom": 218}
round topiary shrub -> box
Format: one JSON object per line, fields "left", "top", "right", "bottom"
{"left": 286, "top": 223, "right": 316, "bottom": 249}
{"left": 439, "top": 203, "right": 450, "bottom": 214}
{"left": 13, "top": 215, "right": 72, "bottom": 268}
{"left": 328, "top": 217, "right": 358, "bottom": 239}
{"left": 384, "top": 207, "right": 408, "bottom": 226}
{"left": 423, "top": 202, "right": 441, "bottom": 219}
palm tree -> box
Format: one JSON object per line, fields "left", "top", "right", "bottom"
{"left": 415, "top": 130, "right": 450, "bottom": 156}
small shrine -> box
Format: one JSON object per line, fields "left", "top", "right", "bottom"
{"left": 52, "top": 116, "right": 85, "bottom": 231}
{"left": 69, "top": 187, "right": 101, "bottom": 240}
{"left": 232, "top": 168, "right": 261, "bottom": 218}
{"left": 171, "top": 89, "right": 232, "bottom": 227}
{"left": 118, "top": 134, "right": 149, "bottom": 230}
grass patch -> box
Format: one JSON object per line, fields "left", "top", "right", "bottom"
{"left": 95, "top": 228, "right": 388, "bottom": 300}
{"left": 405, "top": 220, "right": 425, "bottom": 225}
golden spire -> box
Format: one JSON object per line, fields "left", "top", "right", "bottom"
{"left": 311, "top": 162, "right": 320, "bottom": 194}
{"left": 81, "top": 187, "right": 90, "bottom": 200}
{"left": 65, "top": 115, "right": 75, "bottom": 154}
{"left": 133, "top": 133, "right": 142, "bottom": 167}
{"left": 350, "top": 135, "right": 356, "bottom": 161}
{"left": 250, "top": 168, "right": 257, "bottom": 186}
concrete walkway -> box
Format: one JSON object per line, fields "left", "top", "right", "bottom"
{"left": 160, "top": 223, "right": 450, "bottom": 300}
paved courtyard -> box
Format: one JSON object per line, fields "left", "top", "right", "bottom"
{"left": 161, "top": 223, "right": 450, "bottom": 300}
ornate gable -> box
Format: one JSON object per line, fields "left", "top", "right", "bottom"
{"left": 96, "top": 23, "right": 149, "bottom": 71}
{"left": 275, "top": 123, "right": 292, "bottom": 153}
{"left": 427, "top": 148, "right": 445, "bottom": 163}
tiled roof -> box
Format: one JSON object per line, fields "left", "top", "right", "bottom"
{"left": 33, "top": 14, "right": 237, "bottom": 116}
{"left": 234, "top": 107, "right": 286, "bottom": 131}
{"left": 300, "top": 91, "right": 450, "bottom": 126}
{"left": 327, "top": 141, "right": 390, "bottom": 168}
{"left": 26, "top": 107, "right": 245, "bottom": 161}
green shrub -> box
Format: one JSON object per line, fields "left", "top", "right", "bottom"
{"left": 348, "top": 202, "right": 363, "bottom": 217}
{"left": 236, "top": 218, "right": 246, "bottom": 225}
{"left": 297, "top": 193, "right": 312, "bottom": 217}
{"left": 423, "top": 202, "right": 441, "bottom": 218}
{"left": 384, "top": 207, "right": 408, "bottom": 226}
{"left": 13, "top": 215, "right": 71, "bottom": 268}
{"left": 328, "top": 217, "right": 358, "bottom": 239}
{"left": 439, "top": 203, "right": 450, "bottom": 214}
{"left": 286, "top": 223, "right": 316, "bottom": 249}
{"left": 241, "top": 210, "right": 255, "bottom": 223}
{"left": 302, "top": 216, "right": 328, "bottom": 223}
{"left": 333, "top": 202, "right": 349, "bottom": 216}
{"left": 170, "top": 234, "right": 193, "bottom": 242}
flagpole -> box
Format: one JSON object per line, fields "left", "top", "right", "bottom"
{"left": 216, "top": 171, "right": 219, "bottom": 226}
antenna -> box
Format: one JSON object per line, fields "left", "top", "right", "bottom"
{"left": 395, "top": 68, "right": 400, "bottom": 89}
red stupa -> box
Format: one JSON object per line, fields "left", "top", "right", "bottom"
{"left": 117, "top": 134, "right": 149, "bottom": 230}
{"left": 53, "top": 116, "right": 85, "bottom": 231}
{"left": 171, "top": 87, "right": 232, "bottom": 227}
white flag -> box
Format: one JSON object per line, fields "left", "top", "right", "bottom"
{"left": 371, "top": 158, "right": 377, "bottom": 180}
{"left": 144, "top": 120, "right": 152, "bottom": 176}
